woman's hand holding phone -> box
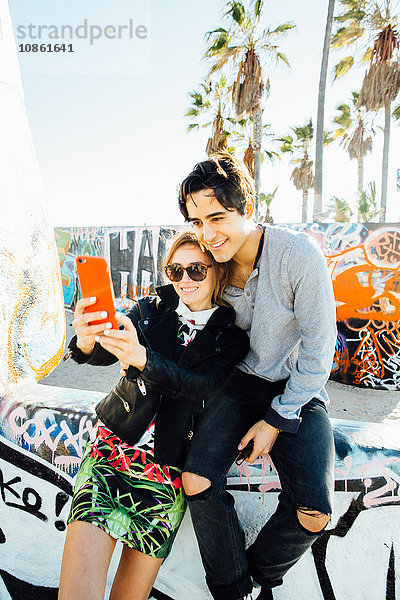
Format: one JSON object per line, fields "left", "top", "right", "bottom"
{"left": 72, "top": 297, "right": 114, "bottom": 355}
{"left": 97, "top": 312, "right": 147, "bottom": 371}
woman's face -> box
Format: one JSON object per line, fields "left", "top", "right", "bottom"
{"left": 167, "top": 244, "right": 216, "bottom": 312}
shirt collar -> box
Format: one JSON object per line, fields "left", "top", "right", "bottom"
{"left": 253, "top": 224, "right": 265, "bottom": 269}
{"left": 176, "top": 299, "right": 218, "bottom": 326}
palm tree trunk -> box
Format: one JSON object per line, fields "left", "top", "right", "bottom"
{"left": 357, "top": 156, "right": 364, "bottom": 193}
{"left": 302, "top": 189, "right": 308, "bottom": 222}
{"left": 313, "top": 0, "right": 335, "bottom": 221}
{"left": 357, "top": 155, "right": 363, "bottom": 221}
{"left": 253, "top": 105, "right": 263, "bottom": 220}
{"left": 380, "top": 100, "right": 391, "bottom": 223}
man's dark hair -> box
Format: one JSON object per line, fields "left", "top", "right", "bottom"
{"left": 178, "top": 152, "right": 256, "bottom": 221}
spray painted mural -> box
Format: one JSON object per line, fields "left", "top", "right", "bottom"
{"left": 55, "top": 223, "right": 400, "bottom": 390}
{"left": 56, "top": 226, "right": 184, "bottom": 312}
{"left": 0, "top": 384, "right": 399, "bottom": 600}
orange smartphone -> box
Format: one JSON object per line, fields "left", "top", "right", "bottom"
{"left": 76, "top": 256, "right": 119, "bottom": 330}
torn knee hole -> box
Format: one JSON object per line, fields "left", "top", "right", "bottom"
{"left": 182, "top": 472, "right": 211, "bottom": 497}
{"left": 297, "top": 507, "right": 330, "bottom": 533}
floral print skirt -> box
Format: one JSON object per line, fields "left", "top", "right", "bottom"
{"left": 67, "top": 423, "right": 186, "bottom": 559}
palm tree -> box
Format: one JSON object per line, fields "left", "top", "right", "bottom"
{"left": 279, "top": 119, "right": 315, "bottom": 222}
{"left": 185, "top": 75, "right": 233, "bottom": 155}
{"left": 259, "top": 187, "right": 278, "bottom": 223}
{"left": 203, "top": 0, "right": 294, "bottom": 217}
{"left": 357, "top": 181, "right": 382, "bottom": 221}
{"left": 314, "top": 0, "right": 336, "bottom": 221}
{"left": 230, "top": 115, "right": 280, "bottom": 176}
{"left": 332, "top": 0, "right": 400, "bottom": 222}
{"left": 327, "top": 196, "right": 353, "bottom": 221}
{"left": 332, "top": 91, "right": 374, "bottom": 212}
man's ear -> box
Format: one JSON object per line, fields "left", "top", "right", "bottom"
{"left": 246, "top": 197, "right": 255, "bottom": 219}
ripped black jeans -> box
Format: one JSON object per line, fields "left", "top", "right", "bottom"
{"left": 184, "top": 369, "right": 335, "bottom": 600}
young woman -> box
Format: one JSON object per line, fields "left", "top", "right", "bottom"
{"left": 58, "top": 231, "right": 249, "bottom": 600}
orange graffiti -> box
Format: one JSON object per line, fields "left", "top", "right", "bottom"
{"left": 329, "top": 242, "right": 400, "bottom": 324}
{"left": 352, "top": 328, "right": 384, "bottom": 384}
{"left": 332, "top": 346, "right": 350, "bottom": 375}
{"left": 120, "top": 283, "right": 152, "bottom": 310}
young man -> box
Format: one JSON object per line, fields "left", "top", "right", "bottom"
{"left": 178, "top": 153, "right": 337, "bottom": 600}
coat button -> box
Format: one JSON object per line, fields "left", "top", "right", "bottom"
{"left": 215, "top": 347, "right": 221, "bottom": 352}
{"left": 143, "top": 320, "right": 149, "bottom": 325}
{"left": 227, "top": 322, "right": 232, "bottom": 327}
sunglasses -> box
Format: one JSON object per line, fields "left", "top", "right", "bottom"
{"left": 164, "top": 263, "right": 213, "bottom": 282}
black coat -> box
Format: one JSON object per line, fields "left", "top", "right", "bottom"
{"left": 68, "top": 284, "right": 249, "bottom": 469}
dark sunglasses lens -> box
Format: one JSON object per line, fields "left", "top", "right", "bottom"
{"left": 165, "top": 266, "right": 183, "bottom": 282}
{"left": 187, "top": 265, "right": 207, "bottom": 281}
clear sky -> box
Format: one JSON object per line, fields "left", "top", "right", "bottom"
{"left": 8, "top": 0, "right": 400, "bottom": 226}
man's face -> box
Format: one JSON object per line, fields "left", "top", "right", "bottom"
{"left": 186, "top": 189, "right": 250, "bottom": 262}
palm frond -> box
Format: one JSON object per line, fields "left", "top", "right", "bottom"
{"left": 225, "top": 1, "right": 246, "bottom": 26}
{"left": 206, "top": 47, "right": 241, "bottom": 77}
{"left": 265, "top": 23, "right": 296, "bottom": 36}
{"left": 334, "top": 6, "right": 366, "bottom": 25}
{"left": 361, "top": 46, "right": 373, "bottom": 62}
{"left": 334, "top": 56, "right": 355, "bottom": 79}
{"left": 276, "top": 52, "right": 290, "bottom": 66}
{"left": 324, "top": 130, "right": 335, "bottom": 145}
{"left": 291, "top": 158, "right": 315, "bottom": 192}
{"left": 204, "top": 32, "right": 230, "bottom": 56}
{"left": 243, "top": 141, "right": 255, "bottom": 177}
{"left": 328, "top": 196, "right": 353, "bottom": 222}
{"left": 185, "top": 108, "right": 200, "bottom": 117}
{"left": 358, "top": 181, "right": 382, "bottom": 221}
{"left": 264, "top": 149, "right": 281, "bottom": 161}
{"left": 254, "top": 0, "right": 263, "bottom": 18}
{"left": 331, "top": 23, "right": 364, "bottom": 47}
{"left": 333, "top": 102, "right": 352, "bottom": 130}
{"left": 232, "top": 47, "right": 264, "bottom": 117}
{"left": 357, "top": 61, "right": 400, "bottom": 110}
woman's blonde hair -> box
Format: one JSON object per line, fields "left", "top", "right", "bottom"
{"left": 164, "top": 230, "right": 231, "bottom": 306}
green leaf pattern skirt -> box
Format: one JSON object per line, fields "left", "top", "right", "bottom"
{"left": 67, "top": 422, "right": 186, "bottom": 559}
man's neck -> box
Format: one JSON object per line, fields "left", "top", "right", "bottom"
{"left": 229, "top": 224, "right": 263, "bottom": 289}
{"left": 232, "top": 223, "right": 263, "bottom": 271}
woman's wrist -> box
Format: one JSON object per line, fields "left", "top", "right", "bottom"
{"left": 132, "top": 345, "right": 147, "bottom": 371}
{"left": 76, "top": 338, "right": 95, "bottom": 355}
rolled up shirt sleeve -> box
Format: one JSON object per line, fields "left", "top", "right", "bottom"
{"left": 264, "top": 234, "right": 337, "bottom": 433}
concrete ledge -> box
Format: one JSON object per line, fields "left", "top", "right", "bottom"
{"left": 0, "top": 383, "right": 399, "bottom": 600}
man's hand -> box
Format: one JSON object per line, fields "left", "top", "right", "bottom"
{"left": 238, "top": 420, "right": 280, "bottom": 463}
{"left": 96, "top": 312, "right": 147, "bottom": 370}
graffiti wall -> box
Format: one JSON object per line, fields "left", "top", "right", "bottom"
{"left": 55, "top": 223, "right": 400, "bottom": 390}
{"left": 56, "top": 225, "right": 184, "bottom": 312}
{"left": 0, "top": 383, "right": 399, "bottom": 599}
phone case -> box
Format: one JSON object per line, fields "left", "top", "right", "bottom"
{"left": 76, "top": 256, "right": 119, "bottom": 330}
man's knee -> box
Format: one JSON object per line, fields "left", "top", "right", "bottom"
{"left": 182, "top": 472, "right": 211, "bottom": 497}
{"left": 296, "top": 507, "right": 330, "bottom": 533}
